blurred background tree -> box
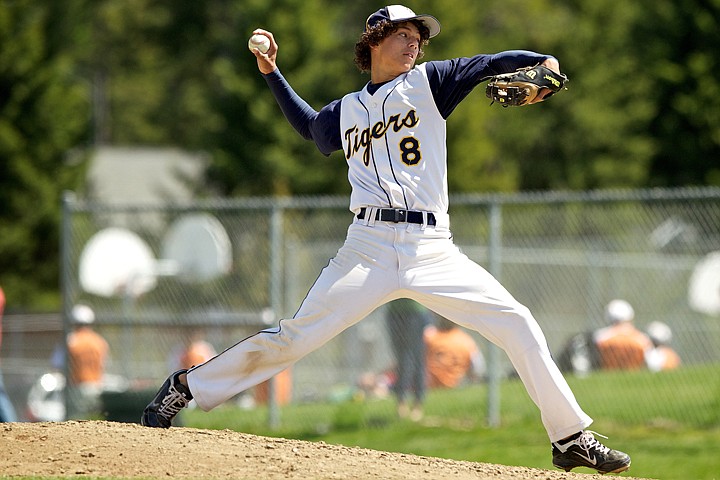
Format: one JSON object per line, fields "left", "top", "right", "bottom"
{"left": 0, "top": 0, "right": 91, "bottom": 308}
{"left": 1, "top": 0, "right": 718, "bottom": 309}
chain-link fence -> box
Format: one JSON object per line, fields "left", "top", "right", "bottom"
{"left": 3, "top": 187, "right": 719, "bottom": 427}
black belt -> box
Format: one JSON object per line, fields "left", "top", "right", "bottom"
{"left": 357, "top": 207, "right": 436, "bottom": 226}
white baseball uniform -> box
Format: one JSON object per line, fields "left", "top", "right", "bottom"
{"left": 187, "top": 59, "right": 592, "bottom": 442}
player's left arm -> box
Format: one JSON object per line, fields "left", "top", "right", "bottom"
{"left": 486, "top": 50, "right": 556, "bottom": 75}
{"left": 426, "top": 50, "right": 555, "bottom": 117}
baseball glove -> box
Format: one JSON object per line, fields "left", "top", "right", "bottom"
{"left": 485, "top": 64, "right": 568, "bottom": 107}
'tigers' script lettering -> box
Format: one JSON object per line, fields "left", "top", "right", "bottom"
{"left": 344, "top": 109, "right": 419, "bottom": 165}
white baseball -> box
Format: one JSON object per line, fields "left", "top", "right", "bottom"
{"left": 248, "top": 34, "right": 270, "bottom": 54}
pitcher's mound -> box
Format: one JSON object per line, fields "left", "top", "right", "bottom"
{"left": 1, "top": 421, "right": 646, "bottom": 479}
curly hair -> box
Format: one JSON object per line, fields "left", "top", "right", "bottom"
{"left": 354, "top": 20, "right": 430, "bottom": 73}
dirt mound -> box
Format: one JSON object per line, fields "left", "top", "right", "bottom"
{"left": 0, "top": 421, "right": 646, "bottom": 479}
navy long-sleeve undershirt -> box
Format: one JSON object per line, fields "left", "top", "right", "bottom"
{"left": 263, "top": 50, "right": 552, "bottom": 156}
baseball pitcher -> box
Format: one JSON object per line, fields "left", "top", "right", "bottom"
{"left": 142, "top": 5, "right": 630, "bottom": 475}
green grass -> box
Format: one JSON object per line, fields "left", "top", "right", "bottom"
{"left": 182, "top": 364, "right": 720, "bottom": 480}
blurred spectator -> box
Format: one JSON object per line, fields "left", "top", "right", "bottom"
{"left": 173, "top": 329, "right": 217, "bottom": 370}
{"left": 645, "top": 321, "right": 681, "bottom": 372}
{"left": 165, "top": 329, "right": 218, "bottom": 416}
{"left": 593, "top": 299, "right": 653, "bottom": 370}
{"left": 424, "top": 315, "right": 485, "bottom": 388}
{"left": 556, "top": 329, "right": 600, "bottom": 377}
{"left": 254, "top": 368, "right": 293, "bottom": 406}
{"left": 53, "top": 304, "right": 109, "bottom": 418}
{"left": 0, "top": 286, "right": 18, "bottom": 422}
{"left": 385, "top": 299, "right": 430, "bottom": 421}
{"left": 357, "top": 370, "right": 392, "bottom": 400}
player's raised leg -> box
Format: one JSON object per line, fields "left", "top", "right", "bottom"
{"left": 141, "top": 224, "right": 398, "bottom": 426}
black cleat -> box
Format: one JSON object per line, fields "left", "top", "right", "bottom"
{"left": 552, "top": 430, "right": 631, "bottom": 474}
{"left": 141, "top": 370, "right": 192, "bottom": 428}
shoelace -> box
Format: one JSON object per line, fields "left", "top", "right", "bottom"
{"left": 159, "top": 384, "right": 190, "bottom": 419}
{"left": 577, "top": 431, "right": 611, "bottom": 455}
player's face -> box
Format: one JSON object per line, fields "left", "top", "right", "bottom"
{"left": 370, "top": 23, "right": 421, "bottom": 83}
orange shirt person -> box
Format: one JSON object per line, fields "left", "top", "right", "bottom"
{"left": 67, "top": 305, "right": 109, "bottom": 386}
{"left": 424, "top": 316, "right": 485, "bottom": 388}
{"left": 179, "top": 330, "right": 217, "bottom": 370}
{"left": 645, "top": 321, "right": 681, "bottom": 372}
{"left": 593, "top": 299, "right": 652, "bottom": 370}
{"left": 254, "top": 368, "right": 292, "bottom": 406}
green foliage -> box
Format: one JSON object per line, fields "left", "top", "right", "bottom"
{"left": 634, "top": 0, "right": 720, "bottom": 186}
{"left": 0, "top": 0, "right": 90, "bottom": 308}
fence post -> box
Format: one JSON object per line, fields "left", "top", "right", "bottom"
{"left": 486, "top": 200, "right": 503, "bottom": 428}
{"left": 267, "top": 202, "right": 284, "bottom": 429}
{"left": 59, "top": 192, "right": 76, "bottom": 420}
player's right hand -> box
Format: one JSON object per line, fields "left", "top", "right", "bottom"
{"left": 251, "top": 29, "right": 277, "bottom": 75}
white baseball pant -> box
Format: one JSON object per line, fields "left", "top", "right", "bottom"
{"left": 187, "top": 216, "right": 592, "bottom": 442}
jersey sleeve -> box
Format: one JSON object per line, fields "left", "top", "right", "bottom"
{"left": 425, "top": 50, "right": 553, "bottom": 118}
{"left": 310, "top": 100, "right": 343, "bottom": 155}
{"left": 263, "top": 69, "right": 342, "bottom": 156}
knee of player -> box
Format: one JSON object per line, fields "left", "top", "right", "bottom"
{"left": 494, "top": 306, "right": 547, "bottom": 348}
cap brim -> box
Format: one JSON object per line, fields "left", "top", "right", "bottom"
{"left": 410, "top": 14, "right": 441, "bottom": 38}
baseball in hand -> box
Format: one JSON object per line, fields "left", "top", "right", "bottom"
{"left": 248, "top": 34, "right": 270, "bottom": 54}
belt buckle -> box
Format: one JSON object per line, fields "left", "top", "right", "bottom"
{"left": 393, "top": 209, "right": 406, "bottom": 223}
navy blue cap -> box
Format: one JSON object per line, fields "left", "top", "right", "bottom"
{"left": 366, "top": 5, "right": 441, "bottom": 38}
